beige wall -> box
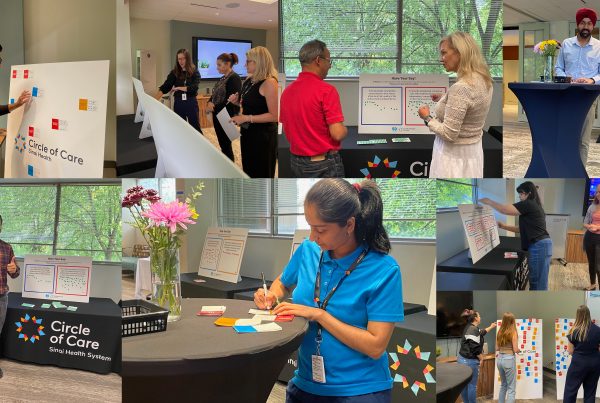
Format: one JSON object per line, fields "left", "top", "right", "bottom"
{"left": 503, "top": 60, "right": 518, "bottom": 105}
{"left": 23, "top": 0, "right": 117, "bottom": 163}
{"left": 129, "top": 18, "right": 171, "bottom": 96}
{"left": 266, "top": 27, "right": 279, "bottom": 71}
{"left": 116, "top": 0, "right": 134, "bottom": 115}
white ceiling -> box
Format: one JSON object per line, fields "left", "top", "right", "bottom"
{"left": 504, "top": 0, "right": 600, "bottom": 26}
{"left": 129, "top": 0, "right": 278, "bottom": 30}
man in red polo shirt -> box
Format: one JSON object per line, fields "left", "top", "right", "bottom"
{"left": 280, "top": 40, "right": 348, "bottom": 177}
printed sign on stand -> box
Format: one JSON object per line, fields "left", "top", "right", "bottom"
{"left": 198, "top": 227, "right": 248, "bottom": 283}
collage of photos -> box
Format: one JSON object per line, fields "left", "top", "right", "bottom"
{"left": 0, "top": 0, "right": 599, "bottom": 403}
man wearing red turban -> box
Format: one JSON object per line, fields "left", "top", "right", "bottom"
{"left": 556, "top": 7, "right": 600, "bottom": 169}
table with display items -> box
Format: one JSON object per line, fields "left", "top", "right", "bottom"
{"left": 436, "top": 362, "right": 473, "bottom": 403}
{"left": 508, "top": 82, "right": 600, "bottom": 178}
{"left": 122, "top": 298, "right": 308, "bottom": 402}
{"left": 437, "top": 236, "right": 528, "bottom": 291}
{"left": 278, "top": 126, "right": 503, "bottom": 178}
{"left": 0, "top": 293, "right": 121, "bottom": 374}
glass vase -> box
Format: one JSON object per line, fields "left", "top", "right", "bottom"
{"left": 150, "top": 244, "right": 182, "bottom": 322}
{"left": 543, "top": 55, "right": 554, "bottom": 83}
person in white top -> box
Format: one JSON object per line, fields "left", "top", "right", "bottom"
{"left": 418, "top": 31, "right": 493, "bottom": 178}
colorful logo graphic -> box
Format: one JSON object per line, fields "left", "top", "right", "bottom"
{"left": 360, "top": 155, "right": 400, "bottom": 178}
{"left": 14, "top": 134, "right": 26, "bottom": 153}
{"left": 15, "top": 313, "right": 45, "bottom": 343}
{"left": 388, "top": 339, "right": 435, "bottom": 396}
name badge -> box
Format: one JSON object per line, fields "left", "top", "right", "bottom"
{"left": 182, "top": 93, "right": 187, "bottom": 101}
{"left": 311, "top": 354, "right": 326, "bottom": 383}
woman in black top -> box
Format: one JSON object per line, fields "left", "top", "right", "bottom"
{"left": 206, "top": 53, "right": 242, "bottom": 162}
{"left": 457, "top": 309, "right": 497, "bottom": 403}
{"left": 228, "top": 46, "right": 278, "bottom": 178}
{"left": 480, "top": 181, "right": 552, "bottom": 290}
{"left": 564, "top": 305, "right": 600, "bottom": 403}
{"left": 156, "top": 49, "right": 202, "bottom": 133}
{"left": 0, "top": 44, "right": 31, "bottom": 116}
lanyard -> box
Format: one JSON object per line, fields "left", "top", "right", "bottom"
{"left": 313, "top": 248, "right": 369, "bottom": 355}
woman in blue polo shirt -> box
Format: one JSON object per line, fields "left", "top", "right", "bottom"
{"left": 254, "top": 178, "right": 404, "bottom": 402}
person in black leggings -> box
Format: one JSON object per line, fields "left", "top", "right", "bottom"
{"left": 583, "top": 187, "right": 600, "bottom": 290}
{"left": 156, "top": 48, "right": 202, "bottom": 134}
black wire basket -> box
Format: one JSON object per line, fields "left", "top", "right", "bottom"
{"left": 121, "top": 299, "right": 169, "bottom": 337}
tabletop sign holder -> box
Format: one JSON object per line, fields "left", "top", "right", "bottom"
{"left": 198, "top": 227, "right": 248, "bottom": 283}
{"left": 22, "top": 255, "right": 92, "bottom": 303}
{"left": 290, "top": 229, "right": 310, "bottom": 260}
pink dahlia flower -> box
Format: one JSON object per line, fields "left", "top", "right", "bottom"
{"left": 141, "top": 201, "right": 196, "bottom": 233}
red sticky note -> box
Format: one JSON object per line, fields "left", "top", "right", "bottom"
{"left": 12, "top": 70, "right": 17, "bottom": 78}
{"left": 24, "top": 70, "right": 29, "bottom": 79}
{"left": 28, "top": 126, "right": 34, "bottom": 137}
{"left": 275, "top": 315, "right": 294, "bottom": 322}
{"left": 51, "top": 118, "right": 59, "bottom": 130}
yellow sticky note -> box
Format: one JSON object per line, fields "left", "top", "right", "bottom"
{"left": 214, "top": 317, "right": 238, "bottom": 327}
{"left": 79, "top": 98, "right": 88, "bottom": 111}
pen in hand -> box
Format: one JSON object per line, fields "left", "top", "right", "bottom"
{"left": 261, "top": 272, "right": 270, "bottom": 310}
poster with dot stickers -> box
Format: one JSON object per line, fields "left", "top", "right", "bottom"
{"left": 493, "top": 318, "right": 543, "bottom": 400}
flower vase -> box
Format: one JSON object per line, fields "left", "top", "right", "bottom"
{"left": 150, "top": 245, "right": 182, "bottom": 322}
{"left": 544, "top": 55, "right": 554, "bottom": 83}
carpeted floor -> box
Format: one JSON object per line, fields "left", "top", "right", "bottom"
{"left": 503, "top": 105, "right": 600, "bottom": 178}
{"left": 549, "top": 261, "right": 598, "bottom": 291}
{"left": 479, "top": 370, "right": 558, "bottom": 402}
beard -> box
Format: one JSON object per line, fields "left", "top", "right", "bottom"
{"left": 580, "top": 29, "right": 591, "bottom": 38}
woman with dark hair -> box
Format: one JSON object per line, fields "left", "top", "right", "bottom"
{"left": 583, "top": 187, "right": 600, "bottom": 290}
{"left": 457, "top": 309, "right": 497, "bottom": 403}
{"left": 155, "top": 49, "right": 202, "bottom": 133}
{"left": 564, "top": 305, "right": 600, "bottom": 403}
{"left": 496, "top": 312, "right": 520, "bottom": 403}
{"left": 0, "top": 44, "right": 31, "bottom": 116}
{"left": 479, "top": 181, "right": 552, "bottom": 290}
{"left": 254, "top": 179, "right": 403, "bottom": 402}
{"left": 206, "top": 53, "right": 242, "bottom": 161}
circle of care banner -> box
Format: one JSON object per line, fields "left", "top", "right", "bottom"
{"left": 5, "top": 60, "right": 109, "bottom": 178}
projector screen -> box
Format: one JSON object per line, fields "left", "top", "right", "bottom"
{"left": 193, "top": 37, "right": 252, "bottom": 79}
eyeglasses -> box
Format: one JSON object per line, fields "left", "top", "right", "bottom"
{"left": 318, "top": 56, "right": 333, "bottom": 66}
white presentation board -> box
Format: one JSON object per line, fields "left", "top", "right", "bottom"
{"left": 198, "top": 227, "right": 248, "bottom": 283}
{"left": 132, "top": 77, "right": 153, "bottom": 139}
{"left": 586, "top": 290, "right": 600, "bottom": 322}
{"left": 290, "top": 229, "right": 310, "bottom": 259}
{"left": 493, "top": 318, "right": 543, "bottom": 400}
{"left": 545, "top": 214, "right": 568, "bottom": 260}
{"left": 22, "top": 255, "right": 92, "bottom": 303}
{"left": 358, "top": 74, "right": 449, "bottom": 134}
{"left": 6, "top": 61, "right": 109, "bottom": 178}
{"left": 458, "top": 204, "right": 500, "bottom": 263}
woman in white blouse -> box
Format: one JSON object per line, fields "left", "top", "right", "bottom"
{"left": 418, "top": 31, "right": 493, "bottom": 178}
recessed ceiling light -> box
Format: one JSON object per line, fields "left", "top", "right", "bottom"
{"left": 225, "top": 3, "right": 240, "bottom": 8}
{"left": 249, "top": 0, "right": 278, "bottom": 4}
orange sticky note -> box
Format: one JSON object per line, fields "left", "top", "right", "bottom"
{"left": 79, "top": 98, "right": 88, "bottom": 111}
{"left": 214, "top": 317, "right": 238, "bottom": 327}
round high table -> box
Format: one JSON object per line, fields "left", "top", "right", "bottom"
{"left": 436, "top": 362, "right": 473, "bottom": 403}
{"left": 508, "top": 82, "right": 600, "bottom": 178}
{"left": 122, "top": 298, "right": 308, "bottom": 403}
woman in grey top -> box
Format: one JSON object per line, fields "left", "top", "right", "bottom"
{"left": 418, "top": 32, "right": 493, "bottom": 178}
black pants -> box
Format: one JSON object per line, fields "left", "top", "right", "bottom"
{"left": 174, "top": 97, "right": 202, "bottom": 134}
{"left": 286, "top": 381, "right": 391, "bottom": 403}
{"left": 212, "top": 113, "right": 234, "bottom": 162}
{"left": 583, "top": 231, "right": 600, "bottom": 286}
{"left": 563, "top": 354, "right": 600, "bottom": 403}
{"left": 240, "top": 123, "right": 277, "bottom": 178}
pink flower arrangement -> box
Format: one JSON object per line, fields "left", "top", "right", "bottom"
{"left": 142, "top": 201, "right": 196, "bottom": 233}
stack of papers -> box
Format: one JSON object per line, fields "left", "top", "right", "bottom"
{"left": 211, "top": 308, "right": 295, "bottom": 333}
{"left": 197, "top": 305, "right": 226, "bottom": 316}
{"left": 233, "top": 323, "right": 282, "bottom": 333}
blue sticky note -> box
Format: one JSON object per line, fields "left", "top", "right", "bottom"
{"left": 563, "top": 365, "right": 567, "bottom": 369}
{"left": 534, "top": 379, "right": 538, "bottom": 383}
{"left": 233, "top": 325, "right": 257, "bottom": 333}
{"left": 532, "top": 341, "right": 536, "bottom": 345}
{"left": 27, "top": 165, "right": 33, "bottom": 176}
{"left": 564, "top": 325, "right": 567, "bottom": 330}
{"left": 32, "top": 87, "right": 38, "bottom": 97}
{"left": 521, "top": 326, "right": 524, "bottom": 330}
{"left": 556, "top": 353, "right": 560, "bottom": 357}
{"left": 9, "top": 98, "right": 14, "bottom": 104}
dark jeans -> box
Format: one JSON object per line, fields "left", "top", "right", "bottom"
{"left": 212, "top": 113, "right": 234, "bottom": 162}
{"left": 563, "top": 353, "right": 600, "bottom": 403}
{"left": 583, "top": 231, "right": 600, "bottom": 286}
{"left": 174, "top": 97, "right": 202, "bottom": 134}
{"left": 286, "top": 381, "right": 391, "bottom": 403}
{"left": 290, "top": 152, "right": 345, "bottom": 178}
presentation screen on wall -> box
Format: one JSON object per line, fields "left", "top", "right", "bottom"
{"left": 194, "top": 38, "right": 252, "bottom": 79}
{"left": 198, "top": 227, "right": 248, "bottom": 283}
{"left": 493, "top": 318, "right": 543, "bottom": 400}
{"left": 358, "top": 74, "right": 449, "bottom": 134}
{"left": 22, "top": 255, "right": 92, "bottom": 303}
{"left": 290, "top": 229, "right": 310, "bottom": 259}
{"left": 457, "top": 204, "right": 500, "bottom": 263}
{"left": 6, "top": 61, "right": 109, "bottom": 178}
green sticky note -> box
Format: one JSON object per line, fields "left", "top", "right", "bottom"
{"left": 392, "top": 137, "right": 411, "bottom": 143}
{"left": 21, "top": 303, "right": 35, "bottom": 308}
{"left": 67, "top": 306, "right": 78, "bottom": 312}
{"left": 41, "top": 304, "right": 51, "bottom": 309}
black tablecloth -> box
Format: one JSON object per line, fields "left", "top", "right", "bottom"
{"left": 436, "top": 362, "right": 473, "bottom": 403}
{"left": 278, "top": 126, "right": 503, "bottom": 178}
{"left": 0, "top": 293, "right": 121, "bottom": 374}
{"left": 122, "top": 298, "right": 308, "bottom": 403}
{"left": 437, "top": 236, "right": 528, "bottom": 290}
{"left": 181, "top": 273, "right": 266, "bottom": 299}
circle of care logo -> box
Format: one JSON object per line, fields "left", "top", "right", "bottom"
{"left": 360, "top": 155, "right": 401, "bottom": 178}
{"left": 14, "top": 134, "right": 26, "bottom": 153}
{"left": 15, "top": 313, "right": 45, "bottom": 344}
{"left": 388, "top": 339, "right": 435, "bottom": 397}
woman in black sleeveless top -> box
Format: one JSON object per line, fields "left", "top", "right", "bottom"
{"left": 229, "top": 46, "right": 278, "bottom": 178}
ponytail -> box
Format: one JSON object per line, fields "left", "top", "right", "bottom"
{"left": 304, "top": 179, "right": 390, "bottom": 254}
{"left": 217, "top": 52, "right": 239, "bottom": 66}
{"left": 461, "top": 309, "right": 478, "bottom": 324}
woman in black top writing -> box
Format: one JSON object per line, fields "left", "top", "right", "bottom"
{"left": 156, "top": 49, "right": 202, "bottom": 134}
{"left": 480, "top": 181, "right": 552, "bottom": 290}
{"left": 564, "top": 305, "right": 600, "bottom": 403}
{"left": 206, "top": 53, "right": 242, "bottom": 162}
{"left": 457, "top": 309, "right": 497, "bottom": 403}
{"left": 228, "top": 46, "right": 278, "bottom": 178}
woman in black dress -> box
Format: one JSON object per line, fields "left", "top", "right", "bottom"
{"left": 229, "top": 46, "right": 278, "bottom": 178}
{"left": 156, "top": 48, "right": 202, "bottom": 134}
{"left": 206, "top": 53, "right": 242, "bottom": 161}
